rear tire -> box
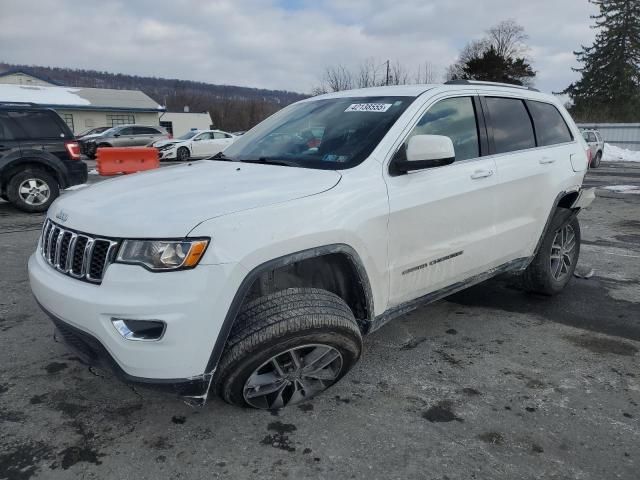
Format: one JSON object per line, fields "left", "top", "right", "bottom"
{"left": 6, "top": 169, "right": 59, "bottom": 213}
{"left": 522, "top": 210, "right": 580, "bottom": 296}
{"left": 591, "top": 151, "right": 602, "bottom": 168}
{"left": 215, "top": 288, "right": 362, "bottom": 409}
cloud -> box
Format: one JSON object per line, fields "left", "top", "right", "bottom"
{"left": 0, "top": 0, "right": 597, "bottom": 94}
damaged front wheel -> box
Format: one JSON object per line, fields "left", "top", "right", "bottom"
{"left": 215, "top": 288, "right": 362, "bottom": 409}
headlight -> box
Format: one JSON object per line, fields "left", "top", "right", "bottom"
{"left": 116, "top": 239, "right": 209, "bottom": 271}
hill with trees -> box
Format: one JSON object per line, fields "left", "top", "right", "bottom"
{"left": 0, "top": 62, "right": 307, "bottom": 131}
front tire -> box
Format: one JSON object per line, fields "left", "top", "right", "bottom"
{"left": 177, "top": 147, "right": 190, "bottom": 161}
{"left": 591, "top": 151, "right": 602, "bottom": 168}
{"left": 6, "top": 169, "right": 59, "bottom": 213}
{"left": 522, "top": 210, "right": 580, "bottom": 295}
{"left": 215, "top": 288, "right": 362, "bottom": 409}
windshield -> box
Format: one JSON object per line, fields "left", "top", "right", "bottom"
{"left": 222, "top": 96, "right": 415, "bottom": 169}
{"left": 178, "top": 130, "right": 199, "bottom": 140}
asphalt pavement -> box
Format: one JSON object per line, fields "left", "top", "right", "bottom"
{"left": 0, "top": 161, "right": 638, "bottom": 479}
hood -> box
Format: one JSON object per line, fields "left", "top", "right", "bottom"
{"left": 50, "top": 161, "right": 341, "bottom": 237}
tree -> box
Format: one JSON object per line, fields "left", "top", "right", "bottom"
{"left": 313, "top": 59, "right": 439, "bottom": 94}
{"left": 461, "top": 46, "right": 535, "bottom": 86}
{"left": 563, "top": 0, "right": 640, "bottom": 122}
{"left": 447, "top": 20, "right": 535, "bottom": 86}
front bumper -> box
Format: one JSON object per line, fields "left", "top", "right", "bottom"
{"left": 28, "top": 249, "right": 247, "bottom": 382}
{"left": 158, "top": 147, "right": 177, "bottom": 160}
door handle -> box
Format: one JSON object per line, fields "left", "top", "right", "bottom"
{"left": 539, "top": 157, "right": 556, "bottom": 164}
{"left": 470, "top": 169, "right": 493, "bottom": 179}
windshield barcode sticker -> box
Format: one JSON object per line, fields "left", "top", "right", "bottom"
{"left": 345, "top": 103, "right": 393, "bottom": 113}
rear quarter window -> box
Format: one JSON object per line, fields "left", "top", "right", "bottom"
{"left": 7, "top": 110, "right": 68, "bottom": 139}
{"left": 485, "top": 97, "right": 536, "bottom": 154}
{"left": 527, "top": 101, "right": 573, "bottom": 146}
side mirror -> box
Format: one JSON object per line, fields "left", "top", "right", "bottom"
{"left": 113, "top": 133, "right": 121, "bottom": 138}
{"left": 392, "top": 134, "right": 455, "bottom": 174}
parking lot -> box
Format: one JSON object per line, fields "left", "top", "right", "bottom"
{"left": 1, "top": 161, "right": 639, "bottom": 479}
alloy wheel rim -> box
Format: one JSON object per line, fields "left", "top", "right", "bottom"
{"left": 18, "top": 178, "right": 50, "bottom": 206}
{"left": 550, "top": 224, "right": 576, "bottom": 281}
{"left": 243, "top": 344, "right": 343, "bottom": 409}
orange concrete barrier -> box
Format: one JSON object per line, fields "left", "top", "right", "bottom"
{"left": 96, "top": 147, "right": 159, "bottom": 176}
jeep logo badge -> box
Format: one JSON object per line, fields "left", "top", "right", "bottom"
{"left": 55, "top": 210, "right": 69, "bottom": 222}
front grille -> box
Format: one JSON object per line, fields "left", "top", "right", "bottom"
{"left": 40, "top": 219, "right": 119, "bottom": 284}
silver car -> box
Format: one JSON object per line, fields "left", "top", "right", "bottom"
{"left": 83, "top": 124, "right": 170, "bottom": 159}
{"left": 582, "top": 129, "right": 604, "bottom": 168}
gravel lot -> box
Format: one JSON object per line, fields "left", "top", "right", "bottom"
{"left": 1, "top": 161, "right": 639, "bottom": 480}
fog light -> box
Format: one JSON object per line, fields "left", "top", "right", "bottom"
{"left": 111, "top": 318, "right": 166, "bottom": 341}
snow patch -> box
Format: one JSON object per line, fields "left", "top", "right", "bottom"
{"left": 603, "top": 143, "right": 640, "bottom": 162}
{"left": 600, "top": 185, "right": 640, "bottom": 194}
{"left": 0, "top": 84, "right": 91, "bottom": 106}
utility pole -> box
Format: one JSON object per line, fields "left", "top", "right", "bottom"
{"left": 385, "top": 60, "right": 390, "bottom": 86}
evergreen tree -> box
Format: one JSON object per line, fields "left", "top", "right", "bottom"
{"left": 564, "top": 0, "right": 640, "bottom": 121}
{"left": 461, "top": 46, "right": 535, "bottom": 86}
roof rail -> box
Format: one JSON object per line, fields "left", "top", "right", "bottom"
{"left": 444, "top": 79, "right": 540, "bottom": 92}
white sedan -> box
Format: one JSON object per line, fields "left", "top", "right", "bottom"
{"left": 152, "top": 130, "right": 237, "bottom": 161}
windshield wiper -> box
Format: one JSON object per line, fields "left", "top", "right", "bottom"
{"left": 206, "top": 152, "right": 233, "bottom": 161}
{"left": 239, "top": 157, "right": 299, "bottom": 167}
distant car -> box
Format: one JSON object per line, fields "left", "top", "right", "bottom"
{"left": 152, "top": 129, "right": 237, "bottom": 161}
{"left": 76, "top": 126, "right": 110, "bottom": 155}
{"left": 0, "top": 105, "right": 86, "bottom": 212}
{"left": 582, "top": 129, "right": 604, "bottom": 168}
{"left": 82, "top": 124, "right": 170, "bottom": 159}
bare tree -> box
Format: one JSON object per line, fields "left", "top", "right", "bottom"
{"left": 414, "top": 61, "right": 438, "bottom": 84}
{"left": 446, "top": 39, "right": 490, "bottom": 80}
{"left": 486, "top": 19, "right": 529, "bottom": 59}
{"left": 320, "top": 65, "right": 354, "bottom": 92}
{"left": 356, "top": 58, "right": 382, "bottom": 88}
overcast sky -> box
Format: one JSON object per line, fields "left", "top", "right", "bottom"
{"left": 0, "top": 0, "right": 598, "bottom": 94}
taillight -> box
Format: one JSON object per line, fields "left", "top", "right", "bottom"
{"left": 168, "top": 133, "right": 173, "bottom": 139}
{"left": 586, "top": 148, "right": 592, "bottom": 168}
{"left": 65, "top": 141, "right": 81, "bottom": 160}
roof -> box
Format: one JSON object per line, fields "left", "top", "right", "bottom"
{"left": 0, "top": 84, "right": 165, "bottom": 112}
{"left": 306, "top": 82, "right": 555, "bottom": 105}
{"left": 0, "top": 69, "right": 63, "bottom": 86}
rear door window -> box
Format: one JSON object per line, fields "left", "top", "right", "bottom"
{"left": 527, "top": 101, "right": 573, "bottom": 146}
{"left": 407, "top": 96, "right": 480, "bottom": 161}
{"left": 485, "top": 97, "right": 535, "bottom": 154}
{"left": 7, "top": 110, "right": 67, "bottom": 139}
{"left": 133, "top": 127, "right": 159, "bottom": 135}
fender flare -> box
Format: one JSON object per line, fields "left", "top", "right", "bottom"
{"left": 0, "top": 153, "right": 68, "bottom": 188}
{"left": 204, "top": 243, "right": 374, "bottom": 374}
{"left": 526, "top": 189, "right": 585, "bottom": 267}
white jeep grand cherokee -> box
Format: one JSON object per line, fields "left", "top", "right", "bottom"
{"left": 29, "top": 81, "right": 594, "bottom": 409}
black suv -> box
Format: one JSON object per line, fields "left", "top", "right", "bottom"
{"left": 0, "top": 105, "right": 87, "bottom": 212}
